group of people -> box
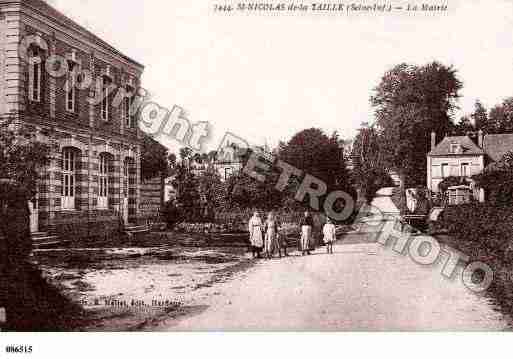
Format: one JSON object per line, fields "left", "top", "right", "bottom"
{"left": 248, "top": 210, "right": 337, "bottom": 259}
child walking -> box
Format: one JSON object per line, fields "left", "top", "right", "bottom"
{"left": 323, "top": 218, "right": 336, "bottom": 254}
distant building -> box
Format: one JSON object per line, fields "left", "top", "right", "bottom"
{"left": 427, "top": 130, "right": 513, "bottom": 202}
{"left": 213, "top": 144, "right": 245, "bottom": 181}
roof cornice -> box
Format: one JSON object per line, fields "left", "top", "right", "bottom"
{"left": 8, "top": 0, "right": 144, "bottom": 71}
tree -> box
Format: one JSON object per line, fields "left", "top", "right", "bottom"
{"left": 0, "top": 118, "right": 50, "bottom": 259}
{"left": 489, "top": 97, "right": 513, "bottom": 134}
{"left": 471, "top": 100, "right": 489, "bottom": 132}
{"left": 207, "top": 150, "right": 218, "bottom": 162}
{"left": 224, "top": 147, "right": 284, "bottom": 210}
{"left": 352, "top": 124, "right": 383, "bottom": 170}
{"left": 351, "top": 124, "right": 393, "bottom": 203}
{"left": 0, "top": 120, "right": 84, "bottom": 331}
{"left": 168, "top": 153, "right": 177, "bottom": 170}
{"left": 171, "top": 162, "right": 200, "bottom": 222}
{"left": 140, "top": 135, "right": 169, "bottom": 181}
{"left": 473, "top": 151, "right": 513, "bottom": 206}
{"left": 197, "top": 167, "right": 226, "bottom": 220}
{"left": 179, "top": 147, "right": 193, "bottom": 161}
{"left": 170, "top": 149, "right": 227, "bottom": 223}
{"left": 371, "top": 62, "right": 463, "bottom": 190}
{"left": 453, "top": 115, "right": 474, "bottom": 136}
{"left": 278, "top": 128, "right": 354, "bottom": 210}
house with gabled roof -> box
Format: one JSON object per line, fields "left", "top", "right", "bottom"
{"left": 427, "top": 130, "right": 513, "bottom": 202}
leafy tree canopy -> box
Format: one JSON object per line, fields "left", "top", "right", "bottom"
{"left": 488, "top": 97, "right": 513, "bottom": 134}
{"left": 140, "top": 134, "right": 169, "bottom": 181}
{"left": 371, "top": 62, "right": 463, "bottom": 187}
{"left": 473, "top": 151, "right": 513, "bottom": 206}
{"left": 278, "top": 128, "right": 351, "bottom": 192}
{"left": 0, "top": 119, "right": 50, "bottom": 199}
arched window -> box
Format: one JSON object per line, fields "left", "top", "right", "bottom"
{"left": 28, "top": 46, "right": 44, "bottom": 102}
{"left": 98, "top": 153, "right": 110, "bottom": 209}
{"left": 62, "top": 148, "right": 76, "bottom": 210}
{"left": 123, "top": 85, "right": 134, "bottom": 128}
{"left": 123, "top": 158, "right": 130, "bottom": 197}
{"left": 101, "top": 74, "right": 112, "bottom": 121}
{"left": 65, "top": 56, "right": 78, "bottom": 112}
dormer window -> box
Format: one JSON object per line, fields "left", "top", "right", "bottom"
{"left": 28, "top": 46, "right": 44, "bottom": 102}
{"left": 450, "top": 143, "right": 461, "bottom": 154}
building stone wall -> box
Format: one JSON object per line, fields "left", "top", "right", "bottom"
{"left": 140, "top": 176, "right": 165, "bottom": 222}
{"left": 0, "top": 0, "right": 146, "bottom": 241}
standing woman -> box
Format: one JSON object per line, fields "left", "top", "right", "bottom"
{"left": 299, "top": 211, "right": 314, "bottom": 256}
{"left": 264, "top": 212, "right": 279, "bottom": 259}
{"left": 248, "top": 211, "right": 264, "bottom": 258}
{"left": 323, "top": 218, "right": 336, "bottom": 254}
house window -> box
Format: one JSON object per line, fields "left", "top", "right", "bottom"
{"left": 461, "top": 163, "right": 470, "bottom": 178}
{"left": 66, "top": 60, "right": 78, "bottom": 112}
{"left": 123, "top": 90, "right": 134, "bottom": 128}
{"left": 98, "top": 153, "right": 110, "bottom": 209}
{"left": 123, "top": 159, "right": 129, "bottom": 198}
{"left": 450, "top": 143, "right": 460, "bottom": 154}
{"left": 224, "top": 167, "right": 233, "bottom": 180}
{"left": 62, "top": 148, "right": 76, "bottom": 210}
{"left": 441, "top": 163, "right": 449, "bottom": 178}
{"left": 28, "top": 47, "right": 43, "bottom": 102}
{"left": 101, "top": 76, "right": 111, "bottom": 121}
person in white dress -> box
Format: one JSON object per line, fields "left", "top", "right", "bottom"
{"left": 248, "top": 211, "right": 264, "bottom": 258}
{"left": 323, "top": 218, "right": 336, "bottom": 254}
{"left": 299, "top": 211, "right": 314, "bottom": 255}
{"left": 264, "top": 212, "right": 280, "bottom": 259}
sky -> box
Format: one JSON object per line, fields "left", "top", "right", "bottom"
{"left": 46, "top": 0, "right": 513, "bottom": 154}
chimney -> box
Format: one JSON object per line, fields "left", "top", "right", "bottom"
{"left": 431, "top": 131, "right": 436, "bottom": 151}
{"left": 478, "top": 129, "right": 484, "bottom": 148}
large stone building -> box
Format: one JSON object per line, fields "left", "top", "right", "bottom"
{"left": 0, "top": 0, "right": 145, "bottom": 241}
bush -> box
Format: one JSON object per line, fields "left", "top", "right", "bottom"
{"left": 409, "top": 186, "right": 431, "bottom": 215}
{"left": 162, "top": 200, "right": 183, "bottom": 229}
{"left": 474, "top": 171, "right": 513, "bottom": 207}
{"left": 0, "top": 183, "right": 31, "bottom": 261}
{"left": 438, "top": 176, "right": 470, "bottom": 193}
{"left": 438, "top": 203, "right": 513, "bottom": 259}
{"left": 359, "top": 168, "right": 394, "bottom": 204}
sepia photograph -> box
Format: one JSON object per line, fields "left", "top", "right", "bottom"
{"left": 1, "top": 0, "right": 513, "bottom": 353}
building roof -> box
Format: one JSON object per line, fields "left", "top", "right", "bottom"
{"left": 428, "top": 136, "right": 484, "bottom": 156}
{"left": 3, "top": 0, "right": 144, "bottom": 69}
{"left": 483, "top": 134, "right": 513, "bottom": 163}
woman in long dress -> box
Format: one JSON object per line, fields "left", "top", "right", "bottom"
{"left": 299, "top": 211, "right": 314, "bottom": 256}
{"left": 264, "top": 212, "right": 280, "bottom": 259}
{"left": 248, "top": 211, "right": 264, "bottom": 258}
{"left": 323, "top": 218, "right": 336, "bottom": 254}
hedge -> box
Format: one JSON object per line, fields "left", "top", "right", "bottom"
{"left": 438, "top": 203, "right": 513, "bottom": 259}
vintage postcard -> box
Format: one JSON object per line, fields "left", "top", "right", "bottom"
{"left": 1, "top": 0, "right": 513, "bottom": 348}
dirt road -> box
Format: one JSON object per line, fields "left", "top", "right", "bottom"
{"left": 158, "top": 188, "right": 511, "bottom": 331}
